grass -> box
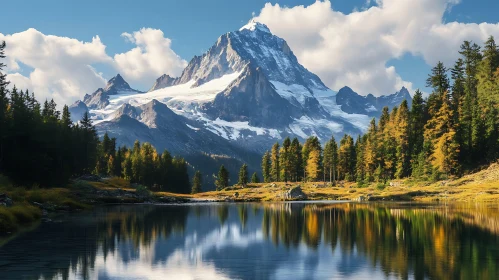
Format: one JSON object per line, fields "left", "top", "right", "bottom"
{"left": 0, "top": 204, "right": 42, "bottom": 234}
{"left": 182, "top": 163, "right": 499, "bottom": 203}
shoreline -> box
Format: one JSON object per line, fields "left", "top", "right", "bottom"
{"left": 2, "top": 162, "right": 499, "bottom": 238}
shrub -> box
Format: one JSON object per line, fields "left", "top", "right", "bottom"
{"left": 376, "top": 183, "right": 386, "bottom": 191}
{"left": 135, "top": 185, "right": 151, "bottom": 198}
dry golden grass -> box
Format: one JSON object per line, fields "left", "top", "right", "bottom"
{"left": 185, "top": 164, "right": 499, "bottom": 202}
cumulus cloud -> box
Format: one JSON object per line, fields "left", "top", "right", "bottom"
{"left": 114, "top": 28, "right": 187, "bottom": 85}
{"left": 0, "top": 28, "right": 110, "bottom": 106}
{"left": 254, "top": 0, "right": 499, "bottom": 95}
{"left": 0, "top": 28, "right": 186, "bottom": 107}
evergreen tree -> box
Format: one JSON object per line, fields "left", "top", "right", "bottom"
{"left": 251, "top": 172, "right": 260, "bottom": 183}
{"left": 279, "top": 137, "right": 292, "bottom": 182}
{"left": 289, "top": 138, "right": 303, "bottom": 182}
{"left": 216, "top": 165, "right": 229, "bottom": 190}
{"left": 395, "top": 100, "right": 411, "bottom": 178}
{"left": 410, "top": 90, "right": 426, "bottom": 160}
{"left": 323, "top": 136, "right": 338, "bottom": 183}
{"left": 191, "top": 170, "right": 202, "bottom": 194}
{"left": 261, "top": 151, "right": 271, "bottom": 183}
{"left": 271, "top": 142, "right": 280, "bottom": 182}
{"left": 238, "top": 164, "right": 249, "bottom": 187}
{"left": 338, "top": 135, "right": 356, "bottom": 181}
{"left": 426, "top": 61, "right": 450, "bottom": 117}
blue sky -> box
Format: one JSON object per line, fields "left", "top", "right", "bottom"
{"left": 1, "top": 0, "right": 499, "bottom": 105}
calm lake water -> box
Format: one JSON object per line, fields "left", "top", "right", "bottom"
{"left": 1, "top": 202, "right": 499, "bottom": 280}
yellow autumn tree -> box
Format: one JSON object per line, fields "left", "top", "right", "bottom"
{"left": 424, "top": 92, "right": 460, "bottom": 175}
{"left": 306, "top": 149, "right": 321, "bottom": 181}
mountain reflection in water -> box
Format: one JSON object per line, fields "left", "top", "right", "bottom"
{"left": 1, "top": 202, "right": 498, "bottom": 280}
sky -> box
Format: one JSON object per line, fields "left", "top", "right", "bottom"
{"left": 1, "top": 0, "right": 499, "bottom": 106}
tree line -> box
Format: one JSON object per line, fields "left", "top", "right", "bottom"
{"left": 0, "top": 41, "right": 195, "bottom": 193}
{"left": 261, "top": 37, "right": 499, "bottom": 184}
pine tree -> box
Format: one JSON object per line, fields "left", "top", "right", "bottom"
{"left": 477, "top": 36, "right": 499, "bottom": 105}
{"left": 0, "top": 42, "right": 10, "bottom": 169}
{"left": 238, "top": 164, "right": 249, "bottom": 187}
{"left": 410, "top": 90, "right": 426, "bottom": 161}
{"left": 426, "top": 61, "right": 450, "bottom": 117}
{"left": 338, "top": 135, "right": 356, "bottom": 181}
{"left": 261, "top": 151, "right": 271, "bottom": 183}
{"left": 216, "top": 165, "right": 229, "bottom": 190}
{"left": 290, "top": 138, "right": 303, "bottom": 182}
{"left": 323, "top": 136, "right": 338, "bottom": 183}
{"left": 270, "top": 142, "right": 280, "bottom": 182}
{"left": 279, "top": 137, "right": 291, "bottom": 182}
{"left": 251, "top": 172, "right": 260, "bottom": 183}
{"left": 363, "top": 119, "right": 378, "bottom": 182}
{"left": 395, "top": 100, "right": 410, "bottom": 178}
{"left": 192, "top": 170, "right": 202, "bottom": 194}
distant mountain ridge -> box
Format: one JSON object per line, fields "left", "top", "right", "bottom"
{"left": 336, "top": 86, "right": 412, "bottom": 117}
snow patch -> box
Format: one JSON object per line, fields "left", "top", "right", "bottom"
{"left": 239, "top": 20, "right": 271, "bottom": 33}
{"left": 89, "top": 71, "right": 243, "bottom": 122}
{"left": 186, "top": 124, "right": 200, "bottom": 131}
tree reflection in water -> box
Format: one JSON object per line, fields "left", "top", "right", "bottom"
{"left": 0, "top": 203, "right": 498, "bottom": 279}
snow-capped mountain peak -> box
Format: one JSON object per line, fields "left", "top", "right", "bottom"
{"left": 104, "top": 74, "right": 132, "bottom": 92}
{"left": 239, "top": 20, "right": 271, "bottom": 33}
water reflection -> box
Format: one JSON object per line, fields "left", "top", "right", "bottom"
{"left": 1, "top": 202, "right": 499, "bottom": 279}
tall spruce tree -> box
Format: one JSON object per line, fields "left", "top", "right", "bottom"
{"left": 261, "top": 151, "right": 271, "bottom": 183}
{"left": 270, "top": 142, "right": 280, "bottom": 182}
{"left": 238, "top": 164, "right": 249, "bottom": 187}
{"left": 290, "top": 138, "right": 303, "bottom": 182}
{"left": 192, "top": 170, "right": 202, "bottom": 194}
{"left": 217, "top": 165, "right": 229, "bottom": 190}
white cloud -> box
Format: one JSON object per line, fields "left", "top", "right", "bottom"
{"left": 254, "top": 0, "right": 499, "bottom": 96}
{"left": 0, "top": 28, "right": 109, "bottom": 106}
{"left": 114, "top": 28, "right": 187, "bottom": 86}
{"left": 0, "top": 28, "right": 186, "bottom": 107}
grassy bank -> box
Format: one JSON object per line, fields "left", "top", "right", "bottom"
{"left": 186, "top": 163, "right": 499, "bottom": 203}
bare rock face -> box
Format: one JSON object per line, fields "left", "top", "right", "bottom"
{"left": 149, "top": 74, "right": 178, "bottom": 91}
{"left": 202, "top": 64, "right": 299, "bottom": 128}
{"left": 285, "top": 186, "right": 307, "bottom": 200}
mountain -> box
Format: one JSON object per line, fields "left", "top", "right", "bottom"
{"left": 68, "top": 100, "right": 88, "bottom": 123}
{"left": 82, "top": 21, "right": 369, "bottom": 151}
{"left": 336, "top": 86, "right": 412, "bottom": 117}
{"left": 82, "top": 74, "right": 142, "bottom": 109}
{"left": 69, "top": 20, "right": 412, "bottom": 188}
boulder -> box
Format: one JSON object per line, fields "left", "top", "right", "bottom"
{"left": 285, "top": 186, "right": 307, "bottom": 200}
{"left": 357, "top": 196, "right": 366, "bottom": 202}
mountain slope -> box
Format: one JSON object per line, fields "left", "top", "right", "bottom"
{"left": 96, "top": 99, "right": 261, "bottom": 189}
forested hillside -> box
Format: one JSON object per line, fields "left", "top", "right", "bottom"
{"left": 0, "top": 41, "right": 192, "bottom": 194}
{"left": 260, "top": 37, "right": 499, "bottom": 185}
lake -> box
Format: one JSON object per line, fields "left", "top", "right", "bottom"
{"left": 1, "top": 202, "right": 499, "bottom": 279}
